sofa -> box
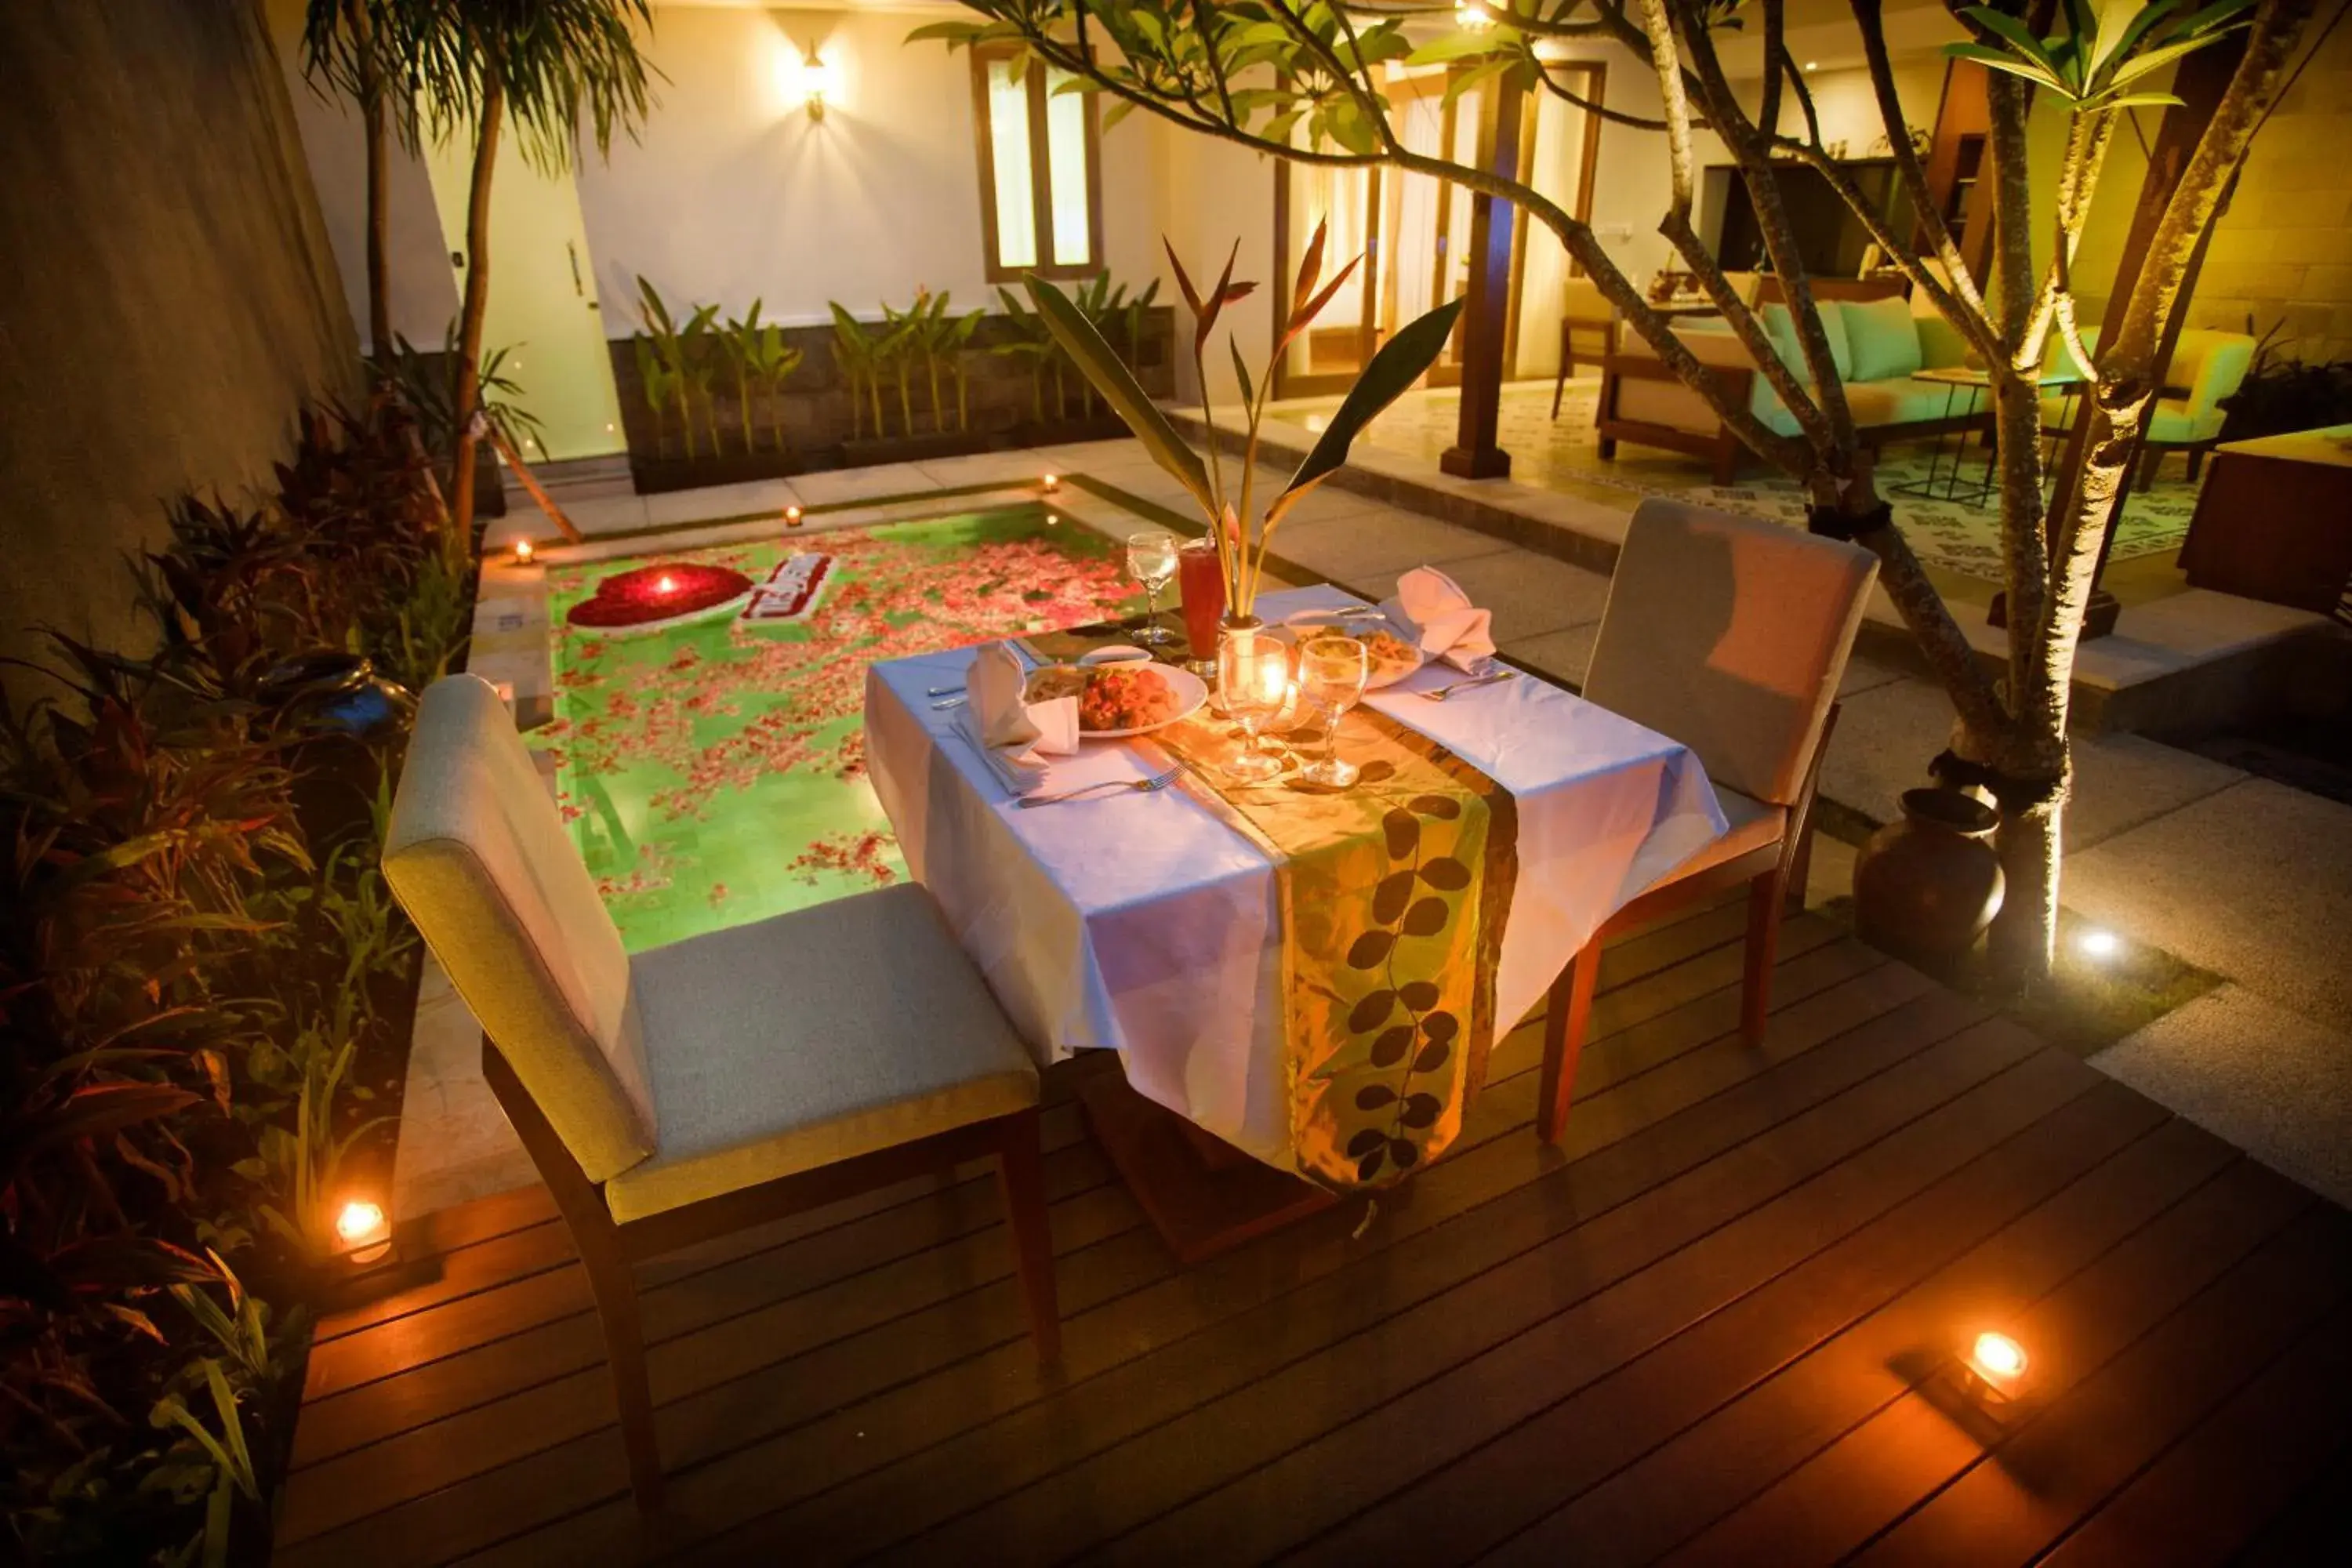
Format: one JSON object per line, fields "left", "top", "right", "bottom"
{"left": 2039, "top": 326, "right": 2256, "bottom": 484}
{"left": 1595, "top": 278, "right": 1984, "bottom": 485}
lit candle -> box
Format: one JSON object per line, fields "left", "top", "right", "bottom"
{"left": 336, "top": 1198, "right": 392, "bottom": 1265}
{"left": 1965, "top": 1330, "right": 2029, "bottom": 1400}
{"left": 655, "top": 573, "right": 677, "bottom": 595}
{"left": 1041, "top": 473, "right": 1061, "bottom": 493}
{"left": 511, "top": 539, "right": 534, "bottom": 565}
{"left": 785, "top": 505, "right": 804, "bottom": 528}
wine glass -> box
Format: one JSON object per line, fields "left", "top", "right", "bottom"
{"left": 1296, "top": 637, "right": 1370, "bottom": 788}
{"left": 1123, "top": 530, "right": 1180, "bottom": 647}
{"left": 1217, "top": 624, "right": 1290, "bottom": 782}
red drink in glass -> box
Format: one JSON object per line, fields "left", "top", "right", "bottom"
{"left": 1177, "top": 537, "right": 1227, "bottom": 660}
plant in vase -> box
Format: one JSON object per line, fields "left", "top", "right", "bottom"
{"left": 1024, "top": 225, "right": 1463, "bottom": 703}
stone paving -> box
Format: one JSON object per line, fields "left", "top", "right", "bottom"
{"left": 407, "top": 439, "right": 2350, "bottom": 1219}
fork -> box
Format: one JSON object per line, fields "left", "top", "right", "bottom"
{"left": 1016, "top": 765, "right": 1183, "bottom": 808}
{"left": 1417, "top": 668, "right": 1514, "bottom": 702}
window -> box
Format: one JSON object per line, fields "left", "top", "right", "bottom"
{"left": 971, "top": 49, "right": 1102, "bottom": 281}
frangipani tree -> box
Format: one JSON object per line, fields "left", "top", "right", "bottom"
{"left": 916, "top": 0, "right": 2317, "bottom": 986}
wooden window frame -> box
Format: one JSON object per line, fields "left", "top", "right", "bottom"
{"left": 971, "top": 46, "right": 1105, "bottom": 283}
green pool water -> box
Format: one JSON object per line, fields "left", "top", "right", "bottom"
{"left": 536, "top": 504, "right": 1145, "bottom": 952}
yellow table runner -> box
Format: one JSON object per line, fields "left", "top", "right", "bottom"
{"left": 1150, "top": 705, "right": 1519, "bottom": 1190}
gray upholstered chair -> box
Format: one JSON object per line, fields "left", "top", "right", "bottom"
{"left": 1552, "top": 275, "right": 1620, "bottom": 418}
{"left": 1539, "top": 499, "right": 1878, "bottom": 1142}
{"left": 382, "top": 675, "right": 1058, "bottom": 1512}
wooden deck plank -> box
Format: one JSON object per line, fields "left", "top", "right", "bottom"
{"left": 1661, "top": 1158, "right": 2319, "bottom": 1566}
{"left": 260, "top": 927, "right": 2352, "bottom": 1568}
{"left": 1842, "top": 1204, "right": 2352, "bottom": 1566}
{"left": 1283, "top": 1079, "right": 2183, "bottom": 1567}
{"left": 326, "top": 926, "right": 1871, "bottom": 1568}
{"left": 2035, "top": 1300, "right": 2352, "bottom": 1568}
{"left": 1475, "top": 1113, "right": 2245, "bottom": 1568}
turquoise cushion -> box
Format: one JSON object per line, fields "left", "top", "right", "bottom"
{"left": 1762, "top": 301, "right": 1852, "bottom": 383}
{"left": 1842, "top": 296, "right": 1923, "bottom": 382}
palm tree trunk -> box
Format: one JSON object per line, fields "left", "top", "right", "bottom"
{"left": 350, "top": 0, "right": 389, "bottom": 367}
{"left": 449, "top": 78, "right": 503, "bottom": 544}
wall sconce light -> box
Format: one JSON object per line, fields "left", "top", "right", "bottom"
{"left": 335, "top": 1198, "right": 394, "bottom": 1266}
{"left": 1457, "top": 2, "right": 1495, "bottom": 31}
{"left": 795, "top": 42, "right": 839, "bottom": 121}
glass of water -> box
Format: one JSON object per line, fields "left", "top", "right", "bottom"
{"left": 1124, "top": 529, "right": 1180, "bottom": 647}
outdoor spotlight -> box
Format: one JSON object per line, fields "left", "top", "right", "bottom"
{"left": 1962, "top": 1330, "right": 2029, "bottom": 1402}
{"left": 796, "top": 42, "right": 839, "bottom": 121}
{"left": 786, "top": 505, "right": 805, "bottom": 528}
{"left": 2078, "top": 927, "right": 2122, "bottom": 960}
{"left": 335, "top": 1199, "right": 393, "bottom": 1265}
{"left": 1046, "top": 512, "right": 1061, "bottom": 527}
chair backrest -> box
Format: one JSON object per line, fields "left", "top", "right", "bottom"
{"left": 1757, "top": 274, "right": 1907, "bottom": 305}
{"left": 2163, "top": 329, "right": 2256, "bottom": 425}
{"left": 1585, "top": 499, "right": 1878, "bottom": 807}
{"left": 383, "top": 674, "right": 658, "bottom": 1183}
{"left": 1562, "top": 275, "right": 1613, "bottom": 325}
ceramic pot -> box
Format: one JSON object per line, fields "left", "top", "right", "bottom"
{"left": 1853, "top": 786, "right": 2006, "bottom": 961}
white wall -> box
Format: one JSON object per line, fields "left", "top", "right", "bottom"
{"left": 263, "top": 0, "right": 456, "bottom": 352}
{"left": 575, "top": 5, "right": 1162, "bottom": 328}
{"left": 1150, "top": 114, "right": 1276, "bottom": 407}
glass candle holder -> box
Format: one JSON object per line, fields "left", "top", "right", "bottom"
{"left": 1217, "top": 619, "right": 1289, "bottom": 782}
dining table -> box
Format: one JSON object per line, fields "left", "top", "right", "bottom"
{"left": 862, "top": 583, "right": 1729, "bottom": 1258}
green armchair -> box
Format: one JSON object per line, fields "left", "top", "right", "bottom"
{"left": 2042, "top": 328, "right": 2256, "bottom": 485}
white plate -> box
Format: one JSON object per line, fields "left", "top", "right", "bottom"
{"left": 1051, "top": 661, "right": 1209, "bottom": 740}
{"left": 1279, "top": 607, "right": 1428, "bottom": 689}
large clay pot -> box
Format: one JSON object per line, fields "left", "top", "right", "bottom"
{"left": 1853, "top": 787, "right": 2005, "bottom": 961}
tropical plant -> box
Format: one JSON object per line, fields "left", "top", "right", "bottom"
{"left": 921, "top": 0, "right": 2308, "bottom": 990}
{"left": 300, "top": 0, "right": 419, "bottom": 363}
{"left": 877, "top": 296, "right": 924, "bottom": 436}
{"left": 405, "top": 0, "right": 658, "bottom": 540}
{"left": 944, "top": 305, "right": 987, "bottom": 432}
{"left": 385, "top": 324, "right": 545, "bottom": 477}
{"left": 636, "top": 278, "right": 719, "bottom": 459}
{"left": 990, "top": 285, "right": 1062, "bottom": 423}
{"left": 632, "top": 332, "right": 681, "bottom": 457}
{"left": 720, "top": 300, "right": 804, "bottom": 452}
{"left": 1028, "top": 223, "right": 1461, "bottom": 618}
{"left": 829, "top": 304, "right": 887, "bottom": 439}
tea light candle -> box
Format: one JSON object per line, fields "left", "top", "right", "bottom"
{"left": 655, "top": 573, "right": 677, "bottom": 596}
{"left": 336, "top": 1198, "right": 392, "bottom": 1265}
{"left": 511, "top": 539, "right": 535, "bottom": 566}
{"left": 1041, "top": 473, "right": 1061, "bottom": 493}
{"left": 785, "top": 505, "right": 804, "bottom": 528}
{"left": 1964, "top": 1330, "right": 2029, "bottom": 1400}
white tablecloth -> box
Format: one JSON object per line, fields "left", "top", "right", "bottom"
{"left": 862, "top": 584, "right": 1728, "bottom": 1168}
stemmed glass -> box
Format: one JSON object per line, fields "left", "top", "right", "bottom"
{"left": 1217, "top": 626, "right": 1291, "bottom": 782}
{"left": 1123, "top": 530, "right": 1180, "bottom": 647}
{"left": 1296, "top": 637, "right": 1371, "bottom": 788}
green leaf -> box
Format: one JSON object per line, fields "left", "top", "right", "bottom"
{"left": 2096, "top": 90, "right": 2187, "bottom": 109}
{"left": 2105, "top": 32, "right": 2235, "bottom": 89}
{"left": 1327, "top": 98, "right": 1379, "bottom": 155}
{"left": 1942, "top": 42, "right": 2071, "bottom": 93}
{"left": 1229, "top": 338, "right": 1256, "bottom": 408}
{"left": 1103, "top": 96, "right": 1139, "bottom": 131}
{"left": 1024, "top": 274, "right": 1212, "bottom": 512}
{"left": 1405, "top": 30, "right": 1515, "bottom": 67}
{"left": 1269, "top": 295, "right": 1465, "bottom": 526}
{"left": 1443, "top": 57, "right": 1511, "bottom": 114}
{"left": 903, "top": 21, "right": 984, "bottom": 46}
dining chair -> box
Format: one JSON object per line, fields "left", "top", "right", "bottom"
{"left": 1552, "top": 275, "right": 1619, "bottom": 419}
{"left": 1537, "top": 499, "right": 1878, "bottom": 1143}
{"left": 382, "top": 674, "right": 1058, "bottom": 1512}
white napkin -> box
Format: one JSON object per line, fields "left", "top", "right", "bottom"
{"left": 1386, "top": 565, "right": 1497, "bottom": 673}
{"left": 964, "top": 642, "right": 1078, "bottom": 793}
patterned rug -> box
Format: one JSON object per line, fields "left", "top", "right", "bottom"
{"left": 535, "top": 505, "right": 1143, "bottom": 952}
{"left": 1301, "top": 382, "right": 2197, "bottom": 583}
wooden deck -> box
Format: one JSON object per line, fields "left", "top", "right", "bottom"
{"left": 272, "top": 905, "right": 2352, "bottom": 1566}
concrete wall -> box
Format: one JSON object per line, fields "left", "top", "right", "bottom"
{"left": 576, "top": 6, "right": 1165, "bottom": 329}
{"left": 0, "top": 0, "right": 360, "bottom": 687}
{"left": 2187, "top": 20, "right": 2352, "bottom": 362}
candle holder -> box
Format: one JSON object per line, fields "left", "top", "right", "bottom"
{"left": 1217, "top": 619, "right": 1289, "bottom": 782}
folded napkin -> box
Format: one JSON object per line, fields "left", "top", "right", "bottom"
{"left": 1387, "top": 565, "right": 1497, "bottom": 673}
{"left": 963, "top": 642, "right": 1078, "bottom": 793}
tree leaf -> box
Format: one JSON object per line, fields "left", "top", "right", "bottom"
{"left": 1269, "top": 296, "right": 1467, "bottom": 527}
{"left": 1025, "top": 274, "right": 1212, "bottom": 512}
{"left": 1229, "top": 337, "right": 1256, "bottom": 408}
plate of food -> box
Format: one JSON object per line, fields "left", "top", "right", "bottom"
{"left": 1025, "top": 659, "right": 1207, "bottom": 739}
{"left": 1280, "top": 608, "right": 1428, "bottom": 688}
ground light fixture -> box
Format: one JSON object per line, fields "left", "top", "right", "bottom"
{"left": 1961, "top": 1330, "right": 2030, "bottom": 1403}
{"left": 335, "top": 1199, "right": 393, "bottom": 1266}
{"left": 2078, "top": 927, "right": 2122, "bottom": 960}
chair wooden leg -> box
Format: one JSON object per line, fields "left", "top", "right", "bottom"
{"left": 1743, "top": 869, "right": 1786, "bottom": 1048}
{"left": 995, "top": 1109, "right": 1062, "bottom": 1363}
{"left": 2186, "top": 446, "right": 2205, "bottom": 482}
{"left": 1784, "top": 814, "right": 1818, "bottom": 914}
{"left": 1712, "top": 436, "right": 1740, "bottom": 486}
{"left": 576, "top": 1230, "right": 666, "bottom": 1512}
{"left": 1537, "top": 939, "right": 1601, "bottom": 1144}
{"left": 1552, "top": 364, "right": 1570, "bottom": 419}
